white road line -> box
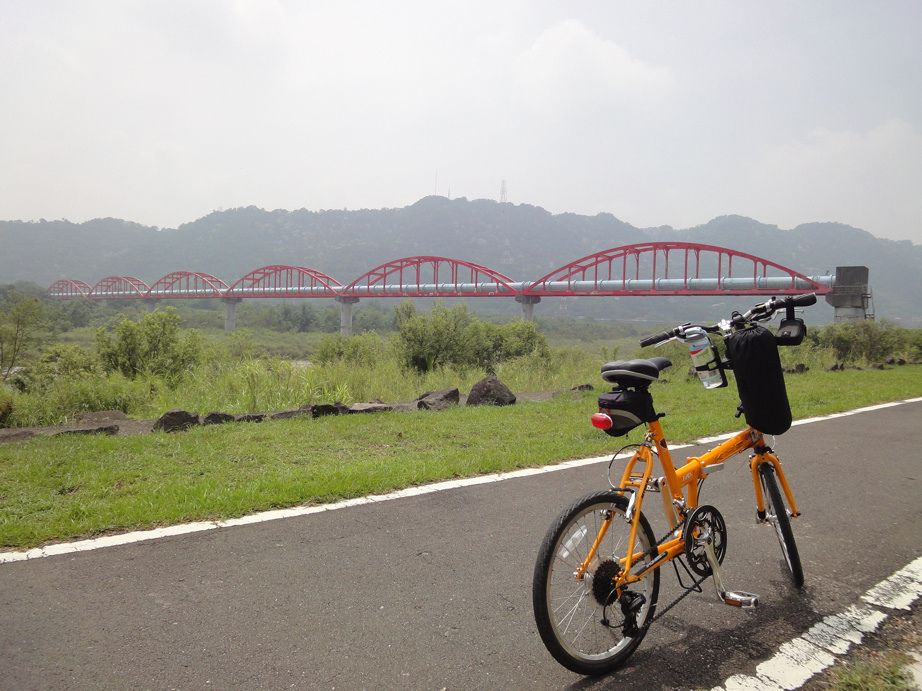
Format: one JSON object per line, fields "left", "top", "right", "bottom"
{"left": 714, "top": 555, "right": 922, "bottom": 691}
{"left": 1, "top": 396, "right": 920, "bottom": 565}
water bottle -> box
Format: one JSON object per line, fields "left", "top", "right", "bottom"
{"left": 686, "top": 327, "right": 726, "bottom": 389}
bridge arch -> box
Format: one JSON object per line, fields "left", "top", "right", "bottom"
{"left": 89, "top": 276, "right": 152, "bottom": 299}
{"left": 524, "top": 242, "right": 830, "bottom": 296}
{"left": 147, "top": 272, "right": 230, "bottom": 299}
{"left": 225, "top": 265, "right": 342, "bottom": 298}
{"left": 341, "top": 256, "right": 520, "bottom": 298}
{"left": 47, "top": 279, "right": 92, "bottom": 299}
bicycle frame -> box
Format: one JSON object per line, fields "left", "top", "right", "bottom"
{"left": 580, "top": 420, "right": 800, "bottom": 591}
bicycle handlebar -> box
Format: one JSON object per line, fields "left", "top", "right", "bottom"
{"left": 739, "top": 293, "right": 817, "bottom": 323}
{"left": 638, "top": 293, "right": 817, "bottom": 347}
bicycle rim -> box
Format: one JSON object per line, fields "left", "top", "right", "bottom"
{"left": 533, "top": 491, "right": 660, "bottom": 675}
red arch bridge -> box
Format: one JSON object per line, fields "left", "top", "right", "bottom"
{"left": 47, "top": 242, "right": 857, "bottom": 334}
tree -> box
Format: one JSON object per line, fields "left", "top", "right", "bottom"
{"left": 95, "top": 308, "right": 201, "bottom": 383}
{"left": 0, "top": 291, "right": 57, "bottom": 380}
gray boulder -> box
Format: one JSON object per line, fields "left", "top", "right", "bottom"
{"left": 417, "top": 388, "right": 460, "bottom": 411}
{"left": 349, "top": 402, "right": 395, "bottom": 414}
{"left": 311, "top": 404, "right": 341, "bottom": 418}
{"left": 154, "top": 409, "right": 201, "bottom": 432}
{"left": 235, "top": 413, "right": 266, "bottom": 423}
{"left": 466, "top": 378, "right": 516, "bottom": 407}
{"left": 270, "top": 406, "right": 314, "bottom": 420}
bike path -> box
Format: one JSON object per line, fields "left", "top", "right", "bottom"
{"left": 1, "top": 400, "right": 920, "bottom": 690}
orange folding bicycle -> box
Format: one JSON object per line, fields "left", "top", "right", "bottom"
{"left": 532, "top": 293, "right": 816, "bottom": 676}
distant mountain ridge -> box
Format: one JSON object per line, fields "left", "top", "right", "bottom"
{"left": 1, "top": 196, "right": 920, "bottom": 323}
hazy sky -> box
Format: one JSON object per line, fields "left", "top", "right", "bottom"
{"left": 2, "top": 1, "right": 920, "bottom": 243}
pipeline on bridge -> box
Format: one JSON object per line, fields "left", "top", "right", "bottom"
{"left": 46, "top": 242, "right": 850, "bottom": 333}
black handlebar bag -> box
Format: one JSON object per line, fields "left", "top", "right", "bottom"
{"left": 725, "top": 325, "right": 792, "bottom": 435}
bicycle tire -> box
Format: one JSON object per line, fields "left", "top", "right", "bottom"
{"left": 532, "top": 491, "right": 660, "bottom": 676}
{"left": 758, "top": 463, "right": 804, "bottom": 588}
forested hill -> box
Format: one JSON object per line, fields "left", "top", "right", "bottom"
{"left": 1, "top": 196, "right": 920, "bottom": 323}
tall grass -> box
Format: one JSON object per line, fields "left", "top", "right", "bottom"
{"left": 2, "top": 321, "right": 916, "bottom": 428}
{"left": 8, "top": 374, "right": 152, "bottom": 426}
{"left": 4, "top": 347, "right": 602, "bottom": 426}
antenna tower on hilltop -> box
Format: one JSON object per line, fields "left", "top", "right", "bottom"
{"left": 499, "top": 180, "right": 507, "bottom": 203}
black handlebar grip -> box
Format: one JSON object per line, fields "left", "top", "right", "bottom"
{"left": 639, "top": 330, "right": 673, "bottom": 348}
{"left": 790, "top": 293, "right": 817, "bottom": 307}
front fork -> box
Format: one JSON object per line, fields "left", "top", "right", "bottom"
{"left": 750, "top": 450, "right": 800, "bottom": 521}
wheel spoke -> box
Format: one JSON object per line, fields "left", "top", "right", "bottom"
{"left": 533, "top": 491, "right": 660, "bottom": 675}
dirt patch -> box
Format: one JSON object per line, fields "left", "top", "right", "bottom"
{"left": 0, "top": 416, "right": 156, "bottom": 442}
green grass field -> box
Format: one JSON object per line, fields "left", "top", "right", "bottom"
{"left": 1, "top": 366, "right": 920, "bottom": 551}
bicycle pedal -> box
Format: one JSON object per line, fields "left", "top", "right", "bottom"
{"left": 722, "top": 591, "right": 759, "bottom": 608}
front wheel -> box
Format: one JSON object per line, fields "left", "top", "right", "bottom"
{"left": 758, "top": 463, "right": 804, "bottom": 588}
{"left": 532, "top": 491, "right": 660, "bottom": 676}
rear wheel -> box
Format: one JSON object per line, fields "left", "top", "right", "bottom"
{"left": 758, "top": 463, "right": 804, "bottom": 588}
{"left": 532, "top": 491, "right": 660, "bottom": 676}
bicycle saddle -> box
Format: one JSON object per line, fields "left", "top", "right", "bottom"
{"left": 601, "top": 357, "right": 672, "bottom": 387}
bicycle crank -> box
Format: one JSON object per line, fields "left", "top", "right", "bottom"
{"left": 684, "top": 505, "right": 759, "bottom": 609}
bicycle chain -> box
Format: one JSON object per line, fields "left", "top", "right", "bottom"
{"left": 640, "top": 518, "right": 710, "bottom": 624}
{"left": 650, "top": 573, "right": 709, "bottom": 623}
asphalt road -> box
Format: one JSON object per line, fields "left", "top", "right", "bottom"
{"left": 2, "top": 400, "right": 920, "bottom": 690}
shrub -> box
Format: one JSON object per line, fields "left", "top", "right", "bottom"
{"left": 816, "top": 320, "right": 908, "bottom": 365}
{"left": 906, "top": 327, "right": 922, "bottom": 362}
{"left": 10, "top": 344, "right": 100, "bottom": 393}
{"left": 95, "top": 308, "right": 202, "bottom": 384}
{"left": 393, "top": 301, "right": 476, "bottom": 372}
{"left": 392, "top": 301, "right": 550, "bottom": 374}
{"left": 468, "top": 319, "right": 550, "bottom": 373}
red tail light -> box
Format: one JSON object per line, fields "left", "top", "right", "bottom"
{"left": 591, "top": 412, "right": 613, "bottom": 431}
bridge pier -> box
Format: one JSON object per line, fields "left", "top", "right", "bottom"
{"left": 336, "top": 297, "right": 360, "bottom": 335}
{"left": 826, "top": 266, "right": 873, "bottom": 321}
{"left": 223, "top": 298, "right": 243, "bottom": 331}
{"left": 143, "top": 299, "right": 160, "bottom": 313}
{"left": 516, "top": 294, "right": 541, "bottom": 321}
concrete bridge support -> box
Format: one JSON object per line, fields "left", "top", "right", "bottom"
{"left": 223, "top": 298, "right": 243, "bottom": 331}
{"left": 516, "top": 294, "right": 541, "bottom": 321}
{"left": 337, "top": 297, "right": 360, "bottom": 335}
{"left": 826, "top": 266, "right": 873, "bottom": 321}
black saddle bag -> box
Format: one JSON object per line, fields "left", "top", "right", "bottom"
{"left": 597, "top": 388, "right": 657, "bottom": 437}
{"left": 725, "top": 325, "right": 792, "bottom": 435}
